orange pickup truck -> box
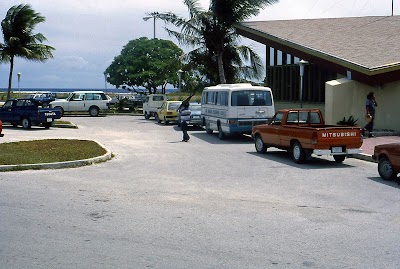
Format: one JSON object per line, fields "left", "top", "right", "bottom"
{"left": 251, "top": 109, "right": 363, "bottom": 163}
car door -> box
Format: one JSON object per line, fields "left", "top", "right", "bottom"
{"left": 68, "top": 93, "right": 86, "bottom": 111}
{"left": 261, "top": 111, "right": 284, "bottom": 146}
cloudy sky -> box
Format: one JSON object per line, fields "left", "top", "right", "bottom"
{"left": 0, "top": 0, "right": 397, "bottom": 90}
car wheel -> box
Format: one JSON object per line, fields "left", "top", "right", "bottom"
{"left": 144, "top": 112, "right": 150, "bottom": 119}
{"left": 217, "top": 123, "right": 226, "bottom": 140}
{"left": 55, "top": 106, "right": 64, "bottom": 117}
{"left": 378, "top": 156, "right": 397, "bottom": 180}
{"left": 333, "top": 155, "right": 346, "bottom": 163}
{"left": 254, "top": 135, "right": 267, "bottom": 154}
{"left": 21, "top": 117, "right": 31, "bottom": 129}
{"left": 89, "top": 106, "right": 100, "bottom": 117}
{"left": 292, "top": 141, "right": 305, "bottom": 164}
{"left": 155, "top": 114, "right": 161, "bottom": 123}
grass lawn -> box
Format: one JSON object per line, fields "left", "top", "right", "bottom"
{"left": 0, "top": 139, "right": 107, "bottom": 165}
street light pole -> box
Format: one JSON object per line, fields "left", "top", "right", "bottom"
{"left": 299, "top": 60, "right": 308, "bottom": 108}
{"left": 17, "top": 72, "right": 21, "bottom": 98}
{"left": 104, "top": 72, "right": 108, "bottom": 94}
{"left": 143, "top": 12, "right": 168, "bottom": 39}
{"left": 177, "top": 69, "right": 184, "bottom": 92}
{"left": 143, "top": 15, "right": 156, "bottom": 39}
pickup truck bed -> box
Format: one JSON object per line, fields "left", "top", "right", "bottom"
{"left": 252, "top": 109, "right": 363, "bottom": 163}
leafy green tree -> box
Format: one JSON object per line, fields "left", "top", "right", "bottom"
{"left": 105, "top": 37, "right": 184, "bottom": 94}
{"left": 153, "top": 0, "right": 278, "bottom": 84}
{"left": 1, "top": 4, "right": 55, "bottom": 100}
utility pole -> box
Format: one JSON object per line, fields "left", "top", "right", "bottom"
{"left": 392, "top": 0, "right": 394, "bottom": 16}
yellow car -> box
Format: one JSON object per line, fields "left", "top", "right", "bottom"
{"left": 155, "top": 101, "right": 182, "bottom": 124}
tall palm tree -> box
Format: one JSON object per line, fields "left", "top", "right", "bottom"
{"left": 1, "top": 4, "right": 55, "bottom": 99}
{"left": 153, "top": 0, "right": 278, "bottom": 84}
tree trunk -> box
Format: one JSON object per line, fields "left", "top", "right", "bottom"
{"left": 217, "top": 53, "right": 226, "bottom": 84}
{"left": 7, "top": 56, "right": 14, "bottom": 100}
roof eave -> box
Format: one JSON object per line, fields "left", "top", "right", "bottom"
{"left": 235, "top": 23, "right": 400, "bottom": 76}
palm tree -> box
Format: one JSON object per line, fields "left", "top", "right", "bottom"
{"left": 153, "top": 0, "right": 278, "bottom": 84}
{"left": 1, "top": 4, "right": 55, "bottom": 99}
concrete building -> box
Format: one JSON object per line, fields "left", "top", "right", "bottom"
{"left": 235, "top": 16, "right": 400, "bottom": 131}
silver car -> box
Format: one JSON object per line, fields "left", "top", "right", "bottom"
{"left": 178, "top": 102, "right": 202, "bottom": 127}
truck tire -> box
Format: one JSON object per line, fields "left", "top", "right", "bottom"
{"left": 21, "top": 117, "right": 32, "bottom": 129}
{"left": 44, "top": 122, "right": 52, "bottom": 129}
{"left": 155, "top": 113, "right": 161, "bottom": 123}
{"left": 333, "top": 155, "right": 346, "bottom": 163}
{"left": 378, "top": 156, "right": 397, "bottom": 180}
{"left": 217, "top": 122, "right": 226, "bottom": 140}
{"left": 292, "top": 141, "right": 305, "bottom": 163}
{"left": 55, "top": 106, "right": 64, "bottom": 117}
{"left": 89, "top": 106, "right": 100, "bottom": 117}
{"left": 144, "top": 112, "right": 150, "bottom": 119}
{"left": 254, "top": 135, "right": 267, "bottom": 154}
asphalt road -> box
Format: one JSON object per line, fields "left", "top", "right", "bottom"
{"left": 1, "top": 116, "right": 400, "bottom": 269}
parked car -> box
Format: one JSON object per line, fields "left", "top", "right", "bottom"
{"left": 0, "top": 98, "right": 62, "bottom": 129}
{"left": 143, "top": 94, "right": 167, "bottom": 119}
{"left": 155, "top": 101, "right": 182, "bottom": 124}
{"left": 49, "top": 91, "right": 110, "bottom": 116}
{"left": 177, "top": 102, "right": 202, "bottom": 127}
{"left": 372, "top": 143, "right": 400, "bottom": 180}
{"left": 251, "top": 108, "right": 363, "bottom": 163}
{"left": 27, "top": 92, "right": 57, "bottom": 107}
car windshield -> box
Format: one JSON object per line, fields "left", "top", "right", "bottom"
{"left": 168, "top": 102, "right": 181, "bottom": 110}
{"left": 189, "top": 104, "right": 201, "bottom": 111}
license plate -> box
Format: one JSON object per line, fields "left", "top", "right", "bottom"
{"left": 332, "top": 147, "right": 343, "bottom": 153}
{"left": 46, "top": 118, "right": 52, "bottom": 122}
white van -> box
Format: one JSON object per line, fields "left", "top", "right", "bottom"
{"left": 143, "top": 94, "right": 167, "bottom": 119}
{"left": 201, "top": 84, "right": 275, "bottom": 139}
{"left": 50, "top": 91, "right": 110, "bottom": 117}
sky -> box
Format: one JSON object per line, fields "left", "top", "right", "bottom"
{"left": 0, "top": 0, "right": 398, "bottom": 90}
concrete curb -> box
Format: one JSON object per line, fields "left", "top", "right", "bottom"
{"left": 0, "top": 140, "right": 112, "bottom": 172}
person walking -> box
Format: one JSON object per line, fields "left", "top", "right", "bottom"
{"left": 179, "top": 101, "right": 191, "bottom": 142}
{"left": 363, "top": 91, "right": 378, "bottom": 138}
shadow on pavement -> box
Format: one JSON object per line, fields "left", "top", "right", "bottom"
{"left": 247, "top": 150, "right": 356, "bottom": 170}
{"left": 368, "top": 176, "right": 400, "bottom": 189}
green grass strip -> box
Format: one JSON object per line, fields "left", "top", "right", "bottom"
{"left": 0, "top": 139, "right": 107, "bottom": 165}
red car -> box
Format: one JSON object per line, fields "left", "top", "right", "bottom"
{"left": 373, "top": 143, "right": 400, "bottom": 180}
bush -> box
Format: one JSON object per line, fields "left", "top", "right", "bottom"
{"left": 337, "top": 116, "right": 358, "bottom": 126}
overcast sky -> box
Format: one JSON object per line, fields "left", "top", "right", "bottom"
{"left": 0, "top": 0, "right": 397, "bottom": 89}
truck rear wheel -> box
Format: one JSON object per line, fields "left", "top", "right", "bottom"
{"left": 217, "top": 122, "right": 226, "bottom": 140}
{"left": 144, "top": 112, "right": 150, "bottom": 119}
{"left": 21, "top": 117, "right": 31, "bottom": 129}
{"left": 292, "top": 141, "right": 305, "bottom": 163}
{"left": 254, "top": 135, "right": 267, "bottom": 154}
{"left": 333, "top": 155, "right": 346, "bottom": 163}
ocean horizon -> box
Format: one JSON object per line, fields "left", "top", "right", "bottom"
{"left": 0, "top": 88, "right": 179, "bottom": 94}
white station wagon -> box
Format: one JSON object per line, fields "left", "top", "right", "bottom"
{"left": 50, "top": 91, "right": 110, "bottom": 117}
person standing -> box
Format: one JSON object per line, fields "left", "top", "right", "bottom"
{"left": 179, "top": 101, "right": 191, "bottom": 142}
{"left": 363, "top": 91, "right": 378, "bottom": 138}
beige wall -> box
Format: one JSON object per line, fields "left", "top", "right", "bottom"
{"left": 274, "top": 102, "right": 326, "bottom": 118}
{"left": 325, "top": 78, "right": 400, "bottom": 131}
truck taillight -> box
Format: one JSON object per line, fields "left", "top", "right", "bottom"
{"left": 312, "top": 131, "right": 318, "bottom": 144}
{"left": 167, "top": 112, "right": 172, "bottom": 115}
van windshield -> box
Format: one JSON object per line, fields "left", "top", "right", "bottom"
{"left": 231, "top": 90, "right": 272, "bottom": 106}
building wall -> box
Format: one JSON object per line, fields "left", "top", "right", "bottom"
{"left": 325, "top": 78, "right": 400, "bottom": 131}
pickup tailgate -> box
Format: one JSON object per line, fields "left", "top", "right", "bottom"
{"left": 314, "top": 127, "right": 363, "bottom": 154}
